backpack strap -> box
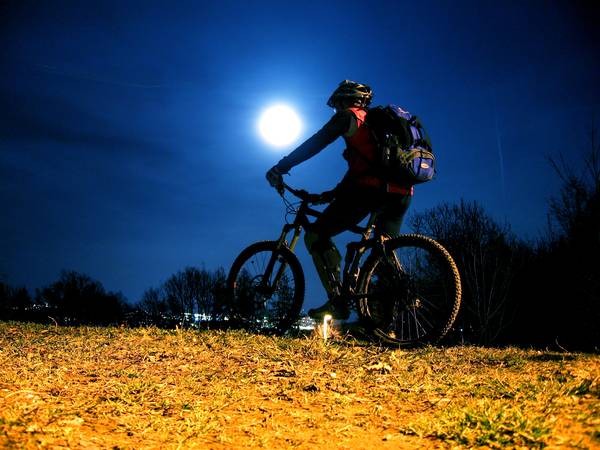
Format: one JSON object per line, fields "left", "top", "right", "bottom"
{"left": 410, "top": 116, "right": 432, "bottom": 150}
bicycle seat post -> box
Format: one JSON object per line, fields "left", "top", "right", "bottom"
{"left": 342, "top": 242, "right": 358, "bottom": 287}
{"left": 341, "top": 212, "right": 380, "bottom": 292}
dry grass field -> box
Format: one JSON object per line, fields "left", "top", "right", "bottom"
{"left": 0, "top": 322, "right": 598, "bottom": 449}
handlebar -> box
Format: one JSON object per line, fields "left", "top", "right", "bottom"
{"left": 278, "top": 182, "right": 372, "bottom": 235}
{"left": 281, "top": 183, "right": 321, "bottom": 204}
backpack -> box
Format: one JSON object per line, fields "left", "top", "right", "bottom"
{"left": 365, "top": 104, "right": 435, "bottom": 185}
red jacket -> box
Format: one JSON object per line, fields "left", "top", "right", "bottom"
{"left": 343, "top": 107, "right": 378, "bottom": 177}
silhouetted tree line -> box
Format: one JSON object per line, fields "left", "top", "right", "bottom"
{"left": 0, "top": 267, "right": 229, "bottom": 329}
{"left": 0, "top": 270, "right": 130, "bottom": 325}
{"left": 1, "top": 129, "right": 598, "bottom": 350}
{"left": 411, "top": 126, "right": 599, "bottom": 350}
{"left": 507, "top": 129, "right": 600, "bottom": 351}
{"left": 0, "top": 282, "right": 34, "bottom": 322}
{"left": 133, "top": 266, "right": 228, "bottom": 328}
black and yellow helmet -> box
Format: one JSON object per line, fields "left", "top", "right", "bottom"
{"left": 326, "top": 80, "right": 373, "bottom": 108}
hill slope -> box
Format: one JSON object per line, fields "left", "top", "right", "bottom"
{"left": 0, "top": 323, "right": 598, "bottom": 448}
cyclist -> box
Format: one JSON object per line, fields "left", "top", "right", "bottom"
{"left": 266, "top": 80, "right": 413, "bottom": 320}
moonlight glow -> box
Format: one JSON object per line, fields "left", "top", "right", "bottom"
{"left": 258, "top": 104, "right": 302, "bottom": 147}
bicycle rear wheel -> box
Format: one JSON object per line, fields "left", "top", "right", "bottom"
{"left": 357, "top": 234, "right": 461, "bottom": 347}
{"left": 226, "top": 241, "right": 305, "bottom": 334}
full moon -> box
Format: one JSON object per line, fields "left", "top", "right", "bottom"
{"left": 258, "top": 104, "right": 302, "bottom": 147}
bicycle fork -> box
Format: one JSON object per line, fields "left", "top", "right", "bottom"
{"left": 260, "top": 224, "right": 302, "bottom": 296}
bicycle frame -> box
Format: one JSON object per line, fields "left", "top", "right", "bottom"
{"left": 267, "top": 184, "right": 395, "bottom": 306}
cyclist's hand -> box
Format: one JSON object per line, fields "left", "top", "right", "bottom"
{"left": 266, "top": 166, "right": 284, "bottom": 194}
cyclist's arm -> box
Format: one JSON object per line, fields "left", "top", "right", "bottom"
{"left": 275, "top": 110, "right": 354, "bottom": 173}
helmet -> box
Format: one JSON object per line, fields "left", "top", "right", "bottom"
{"left": 326, "top": 80, "right": 373, "bottom": 108}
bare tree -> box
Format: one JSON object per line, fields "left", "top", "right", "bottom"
{"left": 210, "top": 267, "right": 228, "bottom": 322}
{"left": 547, "top": 124, "right": 600, "bottom": 241}
{"left": 162, "top": 267, "right": 223, "bottom": 326}
{"left": 139, "top": 287, "right": 168, "bottom": 319}
{"left": 195, "top": 268, "right": 214, "bottom": 320}
{"left": 35, "top": 271, "right": 127, "bottom": 325}
{"left": 0, "top": 282, "right": 32, "bottom": 320}
{"left": 163, "top": 267, "right": 198, "bottom": 325}
{"left": 411, "top": 200, "right": 524, "bottom": 344}
{"left": 139, "top": 266, "right": 230, "bottom": 328}
{"left": 542, "top": 123, "right": 600, "bottom": 348}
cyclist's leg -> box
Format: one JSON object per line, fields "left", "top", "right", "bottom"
{"left": 371, "top": 192, "right": 413, "bottom": 283}
{"left": 304, "top": 231, "right": 342, "bottom": 297}
{"left": 374, "top": 193, "right": 412, "bottom": 237}
{"left": 305, "top": 185, "right": 375, "bottom": 318}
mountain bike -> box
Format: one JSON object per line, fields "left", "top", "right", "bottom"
{"left": 226, "top": 183, "right": 461, "bottom": 347}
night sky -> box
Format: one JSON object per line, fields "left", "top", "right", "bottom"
{"left": 1, "top": 1, "right": 599, "bottom": 308}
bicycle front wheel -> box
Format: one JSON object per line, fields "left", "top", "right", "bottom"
{"left": 357, "top": 234, "right": 461, "bottom": 347}
{"left": 226, "top": 241, "right": 305, "bottom": 334}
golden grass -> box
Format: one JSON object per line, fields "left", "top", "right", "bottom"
{"left": 0, "top": 323, "right": 598, "bottom": 449}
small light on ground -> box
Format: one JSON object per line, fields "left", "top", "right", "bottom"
{"left": 323, "top": 314, "right": 333, "bottom": 341}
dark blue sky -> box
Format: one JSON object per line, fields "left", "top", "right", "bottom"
{"left": 1, "top": 0, "right": 599, "bottom": 306}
